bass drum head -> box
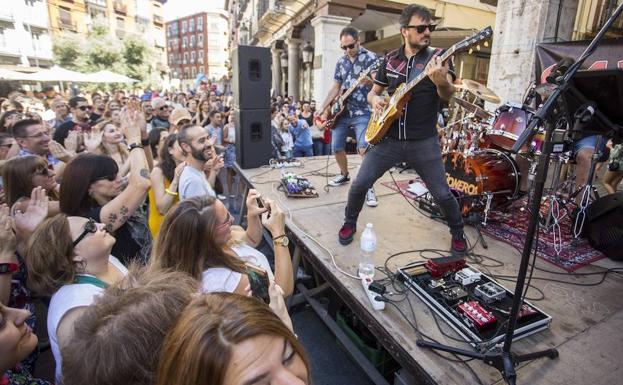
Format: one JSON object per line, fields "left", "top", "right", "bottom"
{"left": 444, "top": 150, "right": 520, "bottom": 212}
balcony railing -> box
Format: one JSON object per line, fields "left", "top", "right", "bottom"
{"left": 58, "top": 18, "right": 77, "bottom": 31}
{"left": 85, "top": 0, "right": 106, "bottom": 7}
{"left": 154, "top": 15, "right": 164, "bottom": 26}
{"left": 113, "top": 1, "right": 127, "bottom": 15}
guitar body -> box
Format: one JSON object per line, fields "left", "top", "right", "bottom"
{"left": 365, "top": 83, "right": 411, "bottom": 144}
{"left": 325, "top": 95, "right": 346, "bottom": 130}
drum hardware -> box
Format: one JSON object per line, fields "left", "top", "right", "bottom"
{"left": 452, "top": 97, "right": 493, "bottom": 120}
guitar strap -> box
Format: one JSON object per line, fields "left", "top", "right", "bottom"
{"left": 407, "top": 47, "right": 442, "bottom": 82}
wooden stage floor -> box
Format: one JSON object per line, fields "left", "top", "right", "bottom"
{"left": 237, "top": 155, "right": 623, "bottom": 385}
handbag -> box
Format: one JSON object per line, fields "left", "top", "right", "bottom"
{"left": 309, "top": 125, "right": 324, "bottom": 140}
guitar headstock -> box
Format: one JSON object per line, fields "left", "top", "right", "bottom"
{"left": 443, "top": 26, "right": 493, "bottom": 59}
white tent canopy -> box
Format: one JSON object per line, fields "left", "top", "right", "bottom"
{"left": 24, "top": 66, "right": 93, "bottom": 82}
{"left": 85, "top": 70, "right": 138, "bottom": 84}
{"left": 0, "top": 68, "right": 32, "bottom": 80}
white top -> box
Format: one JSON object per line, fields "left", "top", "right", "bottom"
{"left": 48, "top": 256, "right": 128, "bottom": 384}
{"left": 280, "top": 131, "right": 294, "bottom": 151}
{"left": 201, "top": 244, "right": 274, "bottom": 293}
{"left": 179, "top": 165, "right": 216, "bottom": 200}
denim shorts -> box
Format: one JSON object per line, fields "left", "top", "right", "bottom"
{"left": 572, "top": 135, "right": 606, "bottom": 158}
{"left": 331, "top": 114, "right": 370, "bottom": 152}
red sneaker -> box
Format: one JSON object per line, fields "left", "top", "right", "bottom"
{"left": 339, "top": 223, "right": 356, "bottom": 245}
{"left": 451, "top": 235, "right": 467, "bottom": 256}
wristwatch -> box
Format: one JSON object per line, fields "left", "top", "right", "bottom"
{"left": 0, "top": 263, "right": 18, "bottom": 275}
{"left": 273, "top": 234, "right": 289, "bottom": 247}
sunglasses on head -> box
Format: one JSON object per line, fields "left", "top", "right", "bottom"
{"left": 402, "top": 24, "right": 436, "bottom": 33}
{"left": 78, "top": 105, "right": 92, "bottom": 111}
{"left": 72, "top": 218, "right": 98, "bottom": 247}
{"left": 340, "top": 43, "right": 356, "bottom": 50}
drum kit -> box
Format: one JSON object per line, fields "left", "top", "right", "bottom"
{"left": 439, "top": 79, "right": 591, "bottom": 247}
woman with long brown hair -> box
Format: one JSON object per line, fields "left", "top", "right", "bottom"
{"left": 193, "top": 97, "right": 210, "bottom": 127}
{"left": 148, "top": 134, "right": 185, "bottom": 236}
{"left": 27, "top": 213, "right": 127, "bottom": 383}
{"left": 156, "top": 293, "right": 311, "bottom": 385}
{"left": 2, "top": 155, "right": 59, "bottom": 213}
{"left": 150, "top": 194, "right": 294, "bottom": 296}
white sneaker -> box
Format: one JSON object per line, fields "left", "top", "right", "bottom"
{"left": 328, "top": 173, "right": 350, "bottom": 187}
{"left": 366, "top": 188, "right": 378, "bottom": 207}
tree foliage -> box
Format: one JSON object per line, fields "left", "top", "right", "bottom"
{"left": 51, "top": 20, "right": 159, "bottom": 88}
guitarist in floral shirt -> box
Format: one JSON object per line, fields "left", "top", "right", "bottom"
{"left": 316, "top": 27, "right": 379, "bottom": 207}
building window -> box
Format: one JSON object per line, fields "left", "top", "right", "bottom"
{"left": 181, "top": 20, "right": 187, "bottom": 33}
{"left": 197, "top": 34, "right": 203, "bottom": 47}
{"left": 183, "top": 52, "right": 188, "bottom": 64}
{"left": 182, "top": 36, "right": 187, "bottom": 48}
{"left": 169, "top": 54, "right": 174, "bottom": 63}
{"left": 190, "top": 35, "right": 195, "bottom": 48}
{"left": 59, "top": 6, "right": 72, "bottom": 24}
{"left": 24, "top": 0, "right": 36, "bottom": 7}
{"left": 191, "top": 66, "right": 196, "bottom": 78}
{"left": 190, "top": 51, "right": 195, "bottom": 63}
{"left": 189, "top": 18, "right": 194, "bottom": 32}
{"left": 116, "top": 17, "right": 124, "bottom": 30}
{"left": 197, "top": 17, "right": 203, "bottom": 31}
{"left": 184, "top": 68, "right": 189, "bottom": 79}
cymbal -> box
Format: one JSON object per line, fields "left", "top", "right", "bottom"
{"left": 534, "top": 83, "right": 556, "bottom": 99}
{"left": 452, "top": 97, "right": 492, "bottom": 120}
{"left": 460, "top": 79, "right": 501, "bottom": 104}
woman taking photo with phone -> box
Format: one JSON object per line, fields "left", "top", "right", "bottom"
{"left": 150, "top": 191, "right": 294, "bottom": 297}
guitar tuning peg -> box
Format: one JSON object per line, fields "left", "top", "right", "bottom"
{"left": 476, "top": 44, "right": 481, "bottom": 51}
{"left": 484, "top": 41, "right": 489, "bottom": 47}
{"left": 468, "top": 48, "right": 474, "bottom": 55}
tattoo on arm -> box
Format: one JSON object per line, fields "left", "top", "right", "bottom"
{"left": 107, "top": 212, "right": 118, "bottom": 228}
{"left": 139, "top": 168, "right": 150, "bottom": 180}
{"left": 119, "top": 205, "right": 130, "bottom": 224}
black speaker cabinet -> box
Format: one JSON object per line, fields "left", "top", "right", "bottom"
{"left": 232, "top": 45, "right": 271, "bottom": 110}
{"left": 584, "top": 192, "right": 623, "bottom": 260}
{"left": 235, "top": 108, "right": 272, "bottom": 169}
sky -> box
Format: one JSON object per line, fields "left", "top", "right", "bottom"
{"left": 162, "top": 0, "right": 226, "bottom": 21}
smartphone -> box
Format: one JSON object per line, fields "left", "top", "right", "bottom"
{"left": 246, "top": 264, "right": 270, "bottom": 304}
{"left": 256, "top": 196, "right": 271, "bottom": 218}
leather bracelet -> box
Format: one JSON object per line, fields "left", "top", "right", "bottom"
{"left": 165, "top": 188, "right": 178, "bottom": 196}
{"left": 273, "top": 234, "right": 286, "bottom": 241}
{"left": 141, "top": 138, "right": 150, "bottom": 146}
{"left": 128, "top": 143, "right": 143, "bottom": 151}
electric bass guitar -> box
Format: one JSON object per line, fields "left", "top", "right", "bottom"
{"left": 365, "top": 26, "right": 493, "bottom": 144}
{"left": 317, "top": 62, "right": 378, "bottom": 130}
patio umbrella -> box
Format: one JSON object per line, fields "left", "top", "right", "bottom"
{"left": 86, "top": 70, "right": 138, "bottom": 83}
{"left": 24, "top": 65, "right": 91, "bottom": 82}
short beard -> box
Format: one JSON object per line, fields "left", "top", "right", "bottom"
{"left": 407, "top": 38, "right": 429, "bottom": 51}
{"left": 191, "top": 146, "right": 209, "bottom": 162}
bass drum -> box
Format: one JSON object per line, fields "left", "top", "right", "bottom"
{"left": 444, "top": 149, "right": 520, "bottom": 214}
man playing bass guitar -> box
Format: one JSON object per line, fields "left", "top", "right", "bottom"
{"left": 316, "top": 26, "right": 379, "bottom": 207}
{"left": 338, "top": 4, "right": 467, "bottom": 256}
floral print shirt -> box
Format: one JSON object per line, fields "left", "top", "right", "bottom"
{"left": 333, "top": 47, "right": 378, "bottom": 118}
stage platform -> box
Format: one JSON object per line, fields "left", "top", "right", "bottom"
{"left": 236, "top": 155, "right": 623, "bottom": 385}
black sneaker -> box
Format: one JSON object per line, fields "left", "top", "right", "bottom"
{"left": 329, "top": 173, "right": 350, "bottom": 187}
{"left": 338, "top": 223, "right": 356, "bottom": 245}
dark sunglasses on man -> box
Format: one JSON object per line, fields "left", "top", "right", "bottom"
{"left": 77, "top": 105, "right": 92, "bottom": 111}
{"left": 72, "top": 218, "right": 98, "bottom": 247}
{"left": 340, "top": 43, "right": 357, "bottom": 50}
{"left": 402, "top": 24, "right": 436, "bottom": 33}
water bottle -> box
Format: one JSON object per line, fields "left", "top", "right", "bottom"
{"left": 359, "top": 223, "right": 377, "bottom": 280}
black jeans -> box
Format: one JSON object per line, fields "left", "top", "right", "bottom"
{"left": 344, "top": 136, "right": 464, "bottom": 237}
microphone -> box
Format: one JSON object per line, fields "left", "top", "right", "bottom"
{"left": 546, "top": 57, "right": 574, "bottom": 84}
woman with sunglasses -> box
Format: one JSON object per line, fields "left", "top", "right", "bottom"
{"left": 150, "top": 193, "right": 294, "bottom": 297}
{"left": 60, "top": 108, "right": 152, "bottom": 266}
{"left": 0, "top": 303, "right": 50, "bottom": 385}
{"left": 27, "top": 214, "right": 127, "bottom": 383}
{"left": 148, "top": 134, "right": 185, "bottom": 236}
{"left": 2, "top": 155, "right": 60, "bottom": 214}
{"left": 156, "top": 293, "right": 310, "bottom": 385}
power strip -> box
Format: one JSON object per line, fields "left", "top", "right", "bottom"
{"left": 362, "top": 277, "right": 385, "bottom": 311}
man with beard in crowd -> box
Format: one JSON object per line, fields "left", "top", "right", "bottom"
{"left": 151, "top": 97, "right": 171, "bottom": 130}
{"left": 53, "top": 96, "right": 92, "bottom": 146}
{"left": 177, "top": 124, "right": 224, "bottom": 199}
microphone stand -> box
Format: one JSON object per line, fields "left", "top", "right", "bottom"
{"left": 416, "top": 3, "right": 623, "bottom": 384}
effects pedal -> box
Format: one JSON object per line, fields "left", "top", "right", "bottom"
{"left": 425, "top": 256, "right": 467, "bottom": 278}
{"left": 474, "top": 282, "right": 506, "bottom": 303}
{"left": 454, "top": 267, "right": 482, "bottom": 286}
{"left": 362, "top": 278, "right": 385, "bottom": 311}
{"left": 458, "top": 300, "right": 497, "bottom": 332}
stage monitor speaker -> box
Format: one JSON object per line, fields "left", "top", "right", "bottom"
{"left": 232, "top": 45, "right": 271, "bottom": 110}
{"left": 235, "top": 108, "right": 272, "bottom": 169}
{"left": 583, "top": 191, "right": 623, "bottom": 261}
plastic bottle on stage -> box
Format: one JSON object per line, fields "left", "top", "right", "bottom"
{"left": 359, "top": 223, "right": 377, "bottom": 280}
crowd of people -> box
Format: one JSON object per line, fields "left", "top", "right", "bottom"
{"left": 0, "top": 86, "right": 312, "bottom": 385}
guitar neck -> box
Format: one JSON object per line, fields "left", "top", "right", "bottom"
{"left": 397, "top": 51, "right": 452, "bottom": 100}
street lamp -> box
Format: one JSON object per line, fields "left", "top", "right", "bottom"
{"left": 301, "top": 41, "right": 314, "bottom": 66}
